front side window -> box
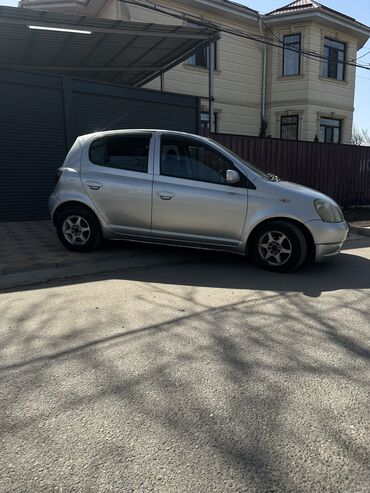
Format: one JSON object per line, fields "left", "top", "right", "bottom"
{"left": 161, "top": 137, "right": 238, "bottom": 185}
{"left": 281, "top": 115, "right": 299, "bottom": 140}
{"left": 89, "top": 134, "right": 150, "bottom": 172}
{"left": 323, "top": 38, "right": 345, "bottom": 80}
{"left": 319, "top": 118, "right": 341, "bottom": 143}
{"left": 283, "top": 34, "right": 301, "bottom": 76}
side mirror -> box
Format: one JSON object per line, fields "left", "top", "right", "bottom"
{"left": 226, "top": 169, "right": 240, "bottom": 185}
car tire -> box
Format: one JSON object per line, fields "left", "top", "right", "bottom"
{"left": 56, "top": 206, "right": 102, "bottom": 252}
{"left": 251, "top": 221, "right": 307, "bottom": 273}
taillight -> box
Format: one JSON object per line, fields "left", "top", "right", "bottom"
{"left": 54, "top": 169, "right": 62, "bottom": 187}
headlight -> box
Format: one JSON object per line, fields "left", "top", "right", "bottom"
{"left": 314, "top": 199, "right": 344, "bottom": 223}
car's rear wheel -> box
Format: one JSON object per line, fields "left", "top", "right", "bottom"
{"left": 251, "top": 221, "right": 307, "bottom": 272}
{"left": 56, "top": 206, "right": 102, "bottom": 252}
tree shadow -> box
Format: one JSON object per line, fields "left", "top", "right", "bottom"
{"left": 0, "top": 238, "right": 369, "bottom": 491}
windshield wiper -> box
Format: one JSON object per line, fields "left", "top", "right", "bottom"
{"left": 267, "top": 173, "right": 280, "bottom": 182}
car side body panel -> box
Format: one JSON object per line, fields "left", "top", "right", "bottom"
{"left": 49, "top": 129, "right": 349, "bottom": 263}
{"left": 78, "top": 132, "right": 154, "bottom": 237}
{"left": 150, "top": 132, "right": 249, "bottom": 248}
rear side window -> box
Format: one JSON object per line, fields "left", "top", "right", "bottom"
{"left": 89, "top": 134, "right": 150, "bottom": 173}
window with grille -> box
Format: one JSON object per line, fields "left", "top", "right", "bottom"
{"left": 283, "top": 34, "right": 301, "bottom": 76}
{"left": 322, "top": 38, "right": 345, "bottom": 81}
{"left": 280, "top": 115, "right": 299, "bottom": 140}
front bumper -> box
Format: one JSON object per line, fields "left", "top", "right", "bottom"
{"left": 305, "top": 219, "right": 349, "bottom": 262}
{"left": 315, "top": 242, "right": 344, "bottom": 262}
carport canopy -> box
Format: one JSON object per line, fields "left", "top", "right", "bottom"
{"left": 0, "top": 5, "right": 219, "bottom": 86}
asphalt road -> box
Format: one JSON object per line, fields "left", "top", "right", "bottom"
{"left": 1, "top": 238, "right": 369, "bottom": 492}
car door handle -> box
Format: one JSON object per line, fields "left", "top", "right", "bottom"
{"left": 157, "top": 191, "right": 175, "bottom": 200}
{"left": 86, "top": 180, "right": 103, "bottom": 190}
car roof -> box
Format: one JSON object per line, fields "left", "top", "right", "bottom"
{"left": 78, "top": 129, "right": 207, "bottom": 141}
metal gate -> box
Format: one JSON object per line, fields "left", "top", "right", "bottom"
{"left": 0, "top": 68, "right": 200, "bottom": 221}
{"left": 204, "top": 131, "right": 370, "bottom": 207}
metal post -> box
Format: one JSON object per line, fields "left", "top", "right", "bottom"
{"left": 160, "top": 72, "right": 165, "bottom": 91}
{"left": 62, "top": 76, "right": 74, "bottom": 151}
{"left": 258, "top": 20, "right": 267, "bottom": 122}
{"left": 208, "top": 42, "right": 215, "bottom": 133}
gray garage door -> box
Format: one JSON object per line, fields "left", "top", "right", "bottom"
{"left": 0, "top": 69, "right": 200, "bottom": 222}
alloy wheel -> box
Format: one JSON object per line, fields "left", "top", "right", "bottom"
{"left": 258, "top": 230, "right": 293, "bottom": 266}
{"left": 62, "top": 215, "right": 91, "bottom": 246}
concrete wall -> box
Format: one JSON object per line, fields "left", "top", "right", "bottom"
{"left": 266, "top": 20, "right": 357, "bottom": 143}
{"left": 21, "top": 0, "right": 366, "bottom": 143}
{"left": 124, "top": 0, "right": 263, "bottom": 136}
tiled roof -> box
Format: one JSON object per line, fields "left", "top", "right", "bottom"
{"left": 266, "top": 0, "right": 357, "bottom": 24}
{"left": 264, "top": 1, "right": 370, "bottom": 33}
{"left": 266, "top": 0, "right": 322, "bottom": 16}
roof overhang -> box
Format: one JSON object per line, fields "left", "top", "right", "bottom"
{"left": 184, "top": 0, "right": 258, "bottom": 23}
{"left": 264, "top": 10, "right": 370, "bottom": 49}
{"left": 0, "top": 5, "right": 219, "bottom": 87}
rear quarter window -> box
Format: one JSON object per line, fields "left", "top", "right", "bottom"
{"left": 89, "top": 134, "right": 151, "bottom": 173}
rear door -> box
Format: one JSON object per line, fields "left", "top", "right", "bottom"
{"left": 151, "top": 134, "right": 249, "bottom": 247}
{"left": 81, "top": 132, "right": 154, "bottom": 237}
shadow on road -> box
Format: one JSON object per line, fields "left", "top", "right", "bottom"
{"left": 1, "top": 236, "right": 369, "bottom": 297}
{"left": 0, "top": 239, "right": 369, "bottom": 491}
{"left": 110, "top": 246, "right": 370, "bottom": 298}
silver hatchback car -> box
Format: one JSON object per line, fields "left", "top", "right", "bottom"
{"left": 49, "top": 129, "right": 349, "bottom": 272}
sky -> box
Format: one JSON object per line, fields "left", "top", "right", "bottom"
{"left": 0, "top": 0, "right": 369, "bottom": 131}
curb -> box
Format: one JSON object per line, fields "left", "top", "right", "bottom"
{"left": 0, "top": 259, "right": 108, "bottom": 276}
{"left": 0, "top": 251, "right": 195, "bottom": 291}
{"left": 349, "top": 225, "right": 370, "bottom": 237}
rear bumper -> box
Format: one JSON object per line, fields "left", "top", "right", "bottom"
{"left": 305, "top": 219, "right": 349, "bottom": 262}
{"left": 48, "top": 192, "right": 58, "bottom": 221}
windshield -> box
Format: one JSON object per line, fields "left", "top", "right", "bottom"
{"left": 211, "top": 140, "right": 271, "bottom": 180}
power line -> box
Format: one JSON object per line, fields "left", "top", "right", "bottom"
{"left": 255, "top": 10, "right": 370, "bottom": 72}
{"left": 256, "top": 11, "right": 282, "bottom": 44}
{"left": 121, "top": 0, "right": 370, "bottom": 72}
{"left": 255, "top": 11, "right": 370, "bottom": 70}
{"left": 255, "top": 10, "right": 329, "bottom": 68}
{"left": 356, "top": 50, "right": 370, "bottom": 61}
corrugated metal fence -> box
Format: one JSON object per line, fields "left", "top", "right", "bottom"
{"left": 205, "top": 132, "right": 370, "bottom": 206}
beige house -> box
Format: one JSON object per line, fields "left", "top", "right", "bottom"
{"left": 20, "top": 0, "right": 370, "bottom": 144}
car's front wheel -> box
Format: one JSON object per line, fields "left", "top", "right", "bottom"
{"left": 55, "top": 206, "right": 102, "bottom": 252}
{"left": 251, "top": 221, "right": 307, "bottom": 272}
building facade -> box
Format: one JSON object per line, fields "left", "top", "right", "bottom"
{"left": 20, "top": 0, "right": 370, "bottom": 143}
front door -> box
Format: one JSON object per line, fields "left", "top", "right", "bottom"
{"left": 80, "top": 132, "right": 153, "bottom": 237}
{"left": 151, "top": 134, "right": 248, "bottom": 247}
